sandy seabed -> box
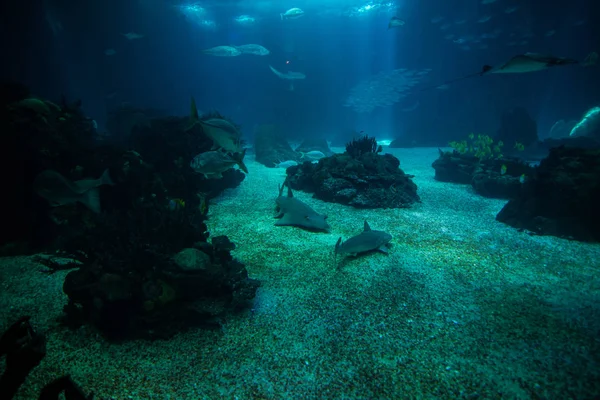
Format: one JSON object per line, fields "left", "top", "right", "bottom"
{"left": 1, "top": 147, "right": 599, "bottom": 399}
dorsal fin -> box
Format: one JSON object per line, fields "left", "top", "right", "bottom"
{"left": 190, "top": 96, "right": 199, "bottom": 121}
{"left": 364, "top": 220, "right": 371, "bottom": 231}
{"left": 287, "top": 185, "right": 294, "bottom": 197}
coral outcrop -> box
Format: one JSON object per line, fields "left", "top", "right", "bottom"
{"left": 287, "top": 135, "right": 419, "bottom": 208}
{"left": 496, "top": 146, "right": 600, "bottom": 241}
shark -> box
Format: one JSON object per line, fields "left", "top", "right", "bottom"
{"left": 269, "top": 65, "right": 306, "bottom": 91}
{"left": 334, "top": 221, "right": 392, "bottom": 262}
{"left": 274, "top": 179, "right": 330, "bottom": 232}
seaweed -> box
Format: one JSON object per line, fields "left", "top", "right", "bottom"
{"left": 345, "top": 134, "right": 380, "bottom": 159}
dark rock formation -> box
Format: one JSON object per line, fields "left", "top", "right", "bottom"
{"left": 432, "top": 150, "right": 479, "bottom": 184}
{"left": 59, "top": 234, "right": 260, "bottom": 340}
{"left": 287, "top": 136, "right": 419, "bottom": 209}
{"left": 1, "top": 89, "right": 257, "bottom": 340}
{"left": 495, "top": 107, "right": 538, "bottom": 148}
{"left": 432, "top": 150, "right": 535, "bottom": 199}
{"left": 254, "top": 124, "right": 300, "bottom": 167}
{"left": 496, "top": 146, "right": 600, "bottom": 242}
{"left": 471, "top": 158, "right": 534, "bottom": 199}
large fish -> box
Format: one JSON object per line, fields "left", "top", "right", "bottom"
{"left": 274, "top": 180, "right": 329, "bottom": 232}
{"left": 190, "top": 150, "right": 248, "bottom": 179}
{"left": 202, "top": 45, "right": 241, "bottom": 57}
{"left": 280, "top": 8, "right": 304, "bottom": 20}
{"left": 416, "top": 51, "right": 598, "bottom": 93}
{"left": 388, "top": 16, "right": 405, "bottom": 29}
{"left": 482, "top": 51, "right": 597, "bottom": 74}
{"left": 236, "top": 44, "right": 270, "bottom": 56}
{"left": 33, "top": 169, "right": 114, "bottom": 213}
{"left": 187, "top": 97, "right": 244, "bottom": 154}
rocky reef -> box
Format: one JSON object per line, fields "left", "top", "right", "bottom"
{"left": 287, "top": 135, "right": 420, "bottom": 208}
{"left": 432, "top": 134, "right": 535, "bottom": 199}
{"left": 0, "top": 87, "right": 259, "bottom": 340}
{"left": 496, "top": 146, "right": 600, "bottom": 242}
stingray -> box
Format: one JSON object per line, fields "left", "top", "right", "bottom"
{"left": 274, "top": 179, "right": 330, "bottom": 232}
{"left": 334, "top": 220, "right": 392, "bottom": 263}
{"left": 418, "top": 51, "right": 597, "bottom": 92}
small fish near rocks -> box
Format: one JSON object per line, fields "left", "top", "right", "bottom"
{"left": 190, "top": 150, "right": 248, "bottom": 179}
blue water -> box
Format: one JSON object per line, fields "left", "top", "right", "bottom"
{"left": 12, "top": 0, "right": 597, "bottom": 145}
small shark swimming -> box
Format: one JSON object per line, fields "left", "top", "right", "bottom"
{"left": 269, "top": 65, "right": 306, "bottom": 91}
{"left": 334, "top": 220, "right": 392, "bottom": 262}
{"left": 274, "top": 179, "right": 329, "bottom": 232}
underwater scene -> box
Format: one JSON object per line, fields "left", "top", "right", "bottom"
{"left": 1, "top": 0, "right": 600, "bottom": 398}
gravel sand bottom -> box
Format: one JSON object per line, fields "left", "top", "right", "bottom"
{"left": 1, "top": 147, "right": 599, "bottom": 399}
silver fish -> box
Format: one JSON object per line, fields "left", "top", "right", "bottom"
{"left": 190, "top": 150, "right": 248, "bottom": 179}
{"left": 236, "top": 44, "right": 270, "bottom": 56}
{"left": 299, "top": 150, "right": 325, "bottom": 161}
{"left": 202, "top": 45, "right": 241, "bottom": 57}
{"left": 33, "top": 169, "right": 114, "bottom": 213}
{"left": 280, "top": 8, "right": 304, "bottom": 20}
{"left": 388, "top": 16, "right": 405, "bottom": 29}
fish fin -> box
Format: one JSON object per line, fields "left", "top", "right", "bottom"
{"left": 335, "top": 237, "right": 343, "bottom": 254}
{"left": 481, "top": 65, "right": 493, "bottom": 75}
{"left": 378, "top": 246, "right": 389, "bottom": 254}
{"left": 190, "top": 96, "right": 199, "bottom": 121}
{"left": 185, "top": 96, "right": 200, "bottom": 132}
{"left": 80, "top": 187, "right": 101, "bottom": 213}
{"left": 582, "top": 51, "right": 598, "bottom": 67}
{"left": 287, "top": 185, "right": 294, "bottom": 197}
{"left": 289, "top": 83, "right": 294, "bottom": 91}
{"left": 100, "top": 168, "right": 114, "bottom": 186}
{"left": 280, "top": 13, "right": 284, "bottom": 20}
{"left": 364, "top": 220, "right": 371, "bottom": 231}
{"left": 233, "top": 149, "right": 248, "bottom": 173}
{"left": 299, "top": 151, "right": 305, "bottom": 159}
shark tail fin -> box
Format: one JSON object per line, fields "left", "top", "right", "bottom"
{"left": 280, "top": 13, "right": 284, "bottom": 20}
{"left": 190, "top": 96, "right": 199, "bottom": 121}
{"left": 233, "top": 149, "right": 249, "bottom": 174}
{"left": 99, "top": 168, "right": 114, "bottom": 186}
{"left": 582, "top": 51, "right": 598, "bottom": 67}
{"left": 299, "top": 151, "right": 305, "bottom": 159}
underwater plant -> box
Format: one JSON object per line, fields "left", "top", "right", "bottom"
{"left": 514, "top": 141, "right": 525, "bottom": 151}
{"left": 449, "top": 133, "right": 503, "bottom": 160}
{"left": 345, "top": 134, "right": 381, "bottom": 158}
